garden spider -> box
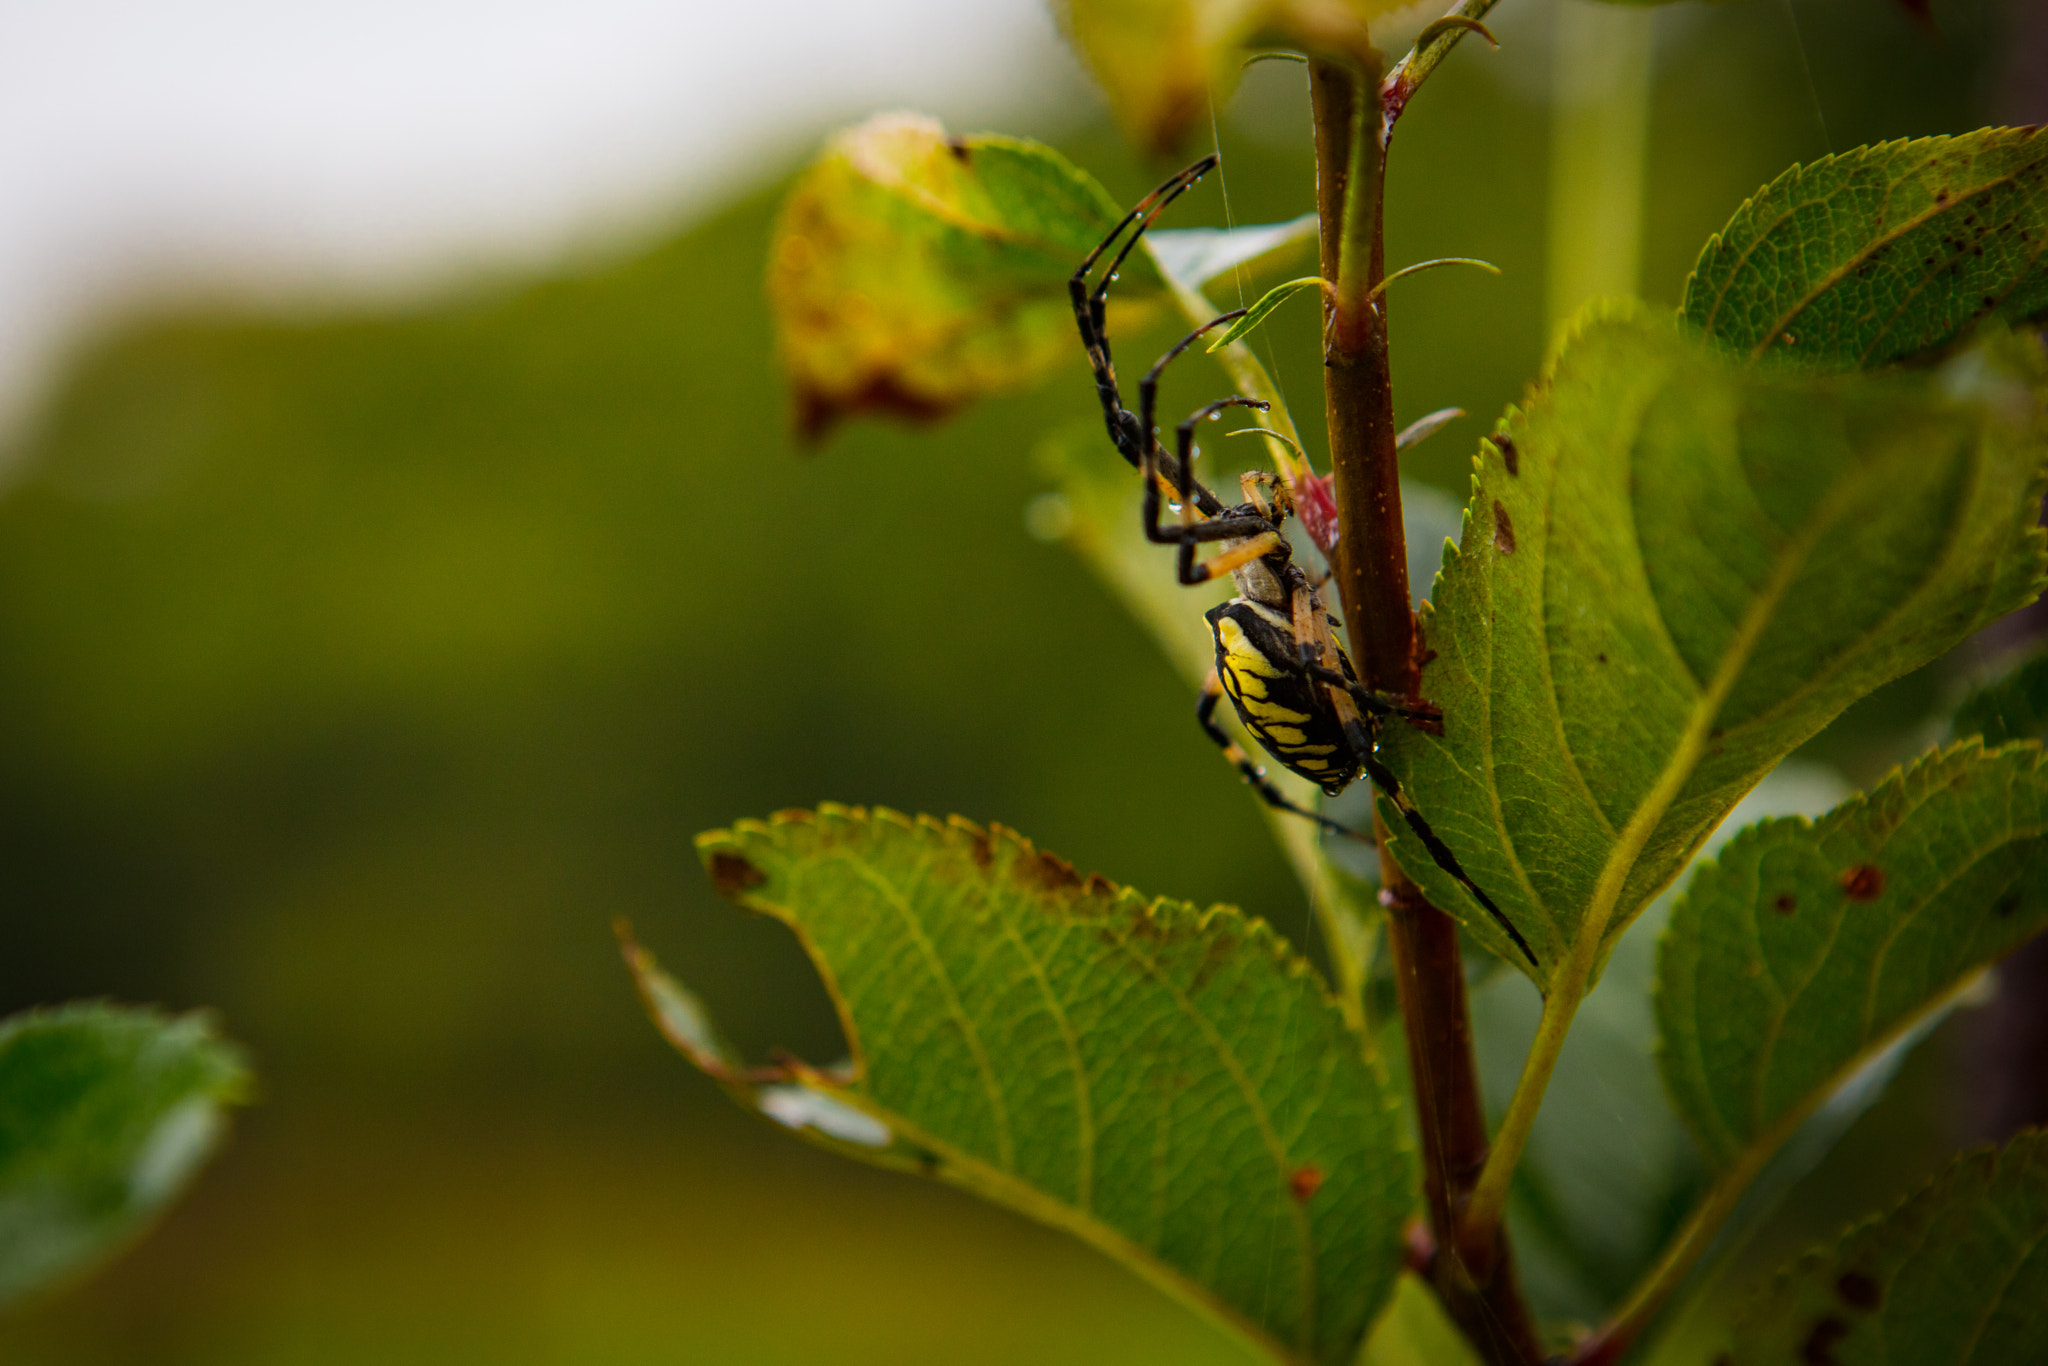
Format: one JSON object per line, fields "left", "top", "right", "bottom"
{"left": 1070, "top": 157, "right": 1535, "bottom": 967}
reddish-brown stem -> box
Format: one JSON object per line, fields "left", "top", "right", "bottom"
{"left": 1308, "top": 54, "right": 1543, "bottom": 1366}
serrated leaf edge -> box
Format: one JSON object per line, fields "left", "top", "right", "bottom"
{"left": 677, "top": 803, "right": 1403, "bottom": 1366}
{"left": 1656, "top": 737, "right": 2048, "bottom": 1167}
{"left": 1682, "top": 127, "right": 2048, "bottom": 362}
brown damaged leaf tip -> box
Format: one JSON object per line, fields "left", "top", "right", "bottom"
{"left": 796, "top": 377, "right": 957, "bottom": 446}
{"left": 1022, "top": 849, "right": 1084, "bottom": 894}
{"left": 709, "top": 850, "right": 769, "bottom": 896}
{"left": 1493, "top": 500, "right": 1516, "bottom": 555}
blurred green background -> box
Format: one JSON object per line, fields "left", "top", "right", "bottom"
{"left": 0, "top": 0, "right": 2033, "bottom": 1361}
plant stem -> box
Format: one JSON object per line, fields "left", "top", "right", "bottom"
{"left": 1308, "top": 52, "right": 1542, "bottom": 1366}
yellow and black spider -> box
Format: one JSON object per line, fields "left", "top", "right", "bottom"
{"left": 1069, "top": 157, "right": 1535, "bottom": 967}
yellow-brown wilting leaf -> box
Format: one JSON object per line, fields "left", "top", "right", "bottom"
{"left": 767, "top": 112, "right": 1126, "bottom": 441}
{"left": 1054, "top": 0, "right": 1424, "bottom": 155}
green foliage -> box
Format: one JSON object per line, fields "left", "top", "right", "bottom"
{"left": 639, "top": 806, "right": 1411, "bottom": 1366}
{"left": 1683, "top": 128, "right": 2048, "bottom": 369}
{"left": 1952, "top": 643, "right": 2048, "bottom": 746}
{"left": 0, "top": 1004, "right": 246, "bottom": 1310}
{"left": 677, "top": 25, "right": 2048, "bottom": 1366}
{"left": 767, "top": 114, "right": 1322, "bottom": 441}
{"left": 1657, "top": 741, "right": 2048, "bottom": 1168}
{"left": 1208, "top": 277, "right": 1327, "bottom": 352}
{"left": 1725, "top": 1130, "right": 2048, "bottom": 1365}
{"left": 1379, "top": 308, "right": 2048, "bottom": 981}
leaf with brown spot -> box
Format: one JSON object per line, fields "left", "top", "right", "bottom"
{"left": 1379, "top": 307, "right": 2047, "bottom": 982}
{"left": 1726, "top": 1131, "right": 2048, "bottom": 1364}
{"left": 1490, "top": 500, "right": 1514, "bottom": 555}
{"left": 767, "top": 113, "right": 1125, "bottom": 440}
{"left": 1684, "top": 128, "right": 2048, "bottom": 370}
{"left": 1658, "top": 742, "right": 2048, "bottom": 1169}
{"left": 706, "top": 850, "right": 765, "bottom": 895}
{"left": 637, "top": 805, "right": 1411, "bottom": 1365}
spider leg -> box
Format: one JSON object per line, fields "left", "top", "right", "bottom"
{"left": 1069, "top": 156, "right": 1219, "bottom": 469}
{"left": 1304, "top": 663, "right": 1441, "bottom": 726}
{"left": 1138, "top": 311, "right": 1247, "bottom": 498}
{"left": 1197, "top": 671, "right": 1363, "bottom": 841}
{"left": 1139, "top": 398, "right": 1272, "bottom": 581}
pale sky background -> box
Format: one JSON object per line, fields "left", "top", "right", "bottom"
{"left": 0, "top": 0, "right": 1081, "bottom": 430}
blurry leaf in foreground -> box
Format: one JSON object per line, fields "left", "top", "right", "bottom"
{"left": 1683, "top": 128, "right": 2048, "bottom": 370}
{"left": 1658, "top": 740, "right": 2048, "bottom": 1170}
{"left": 0, "top": 1003, "right": 248, "bottom": 1311}
{"left": 1053, "top": 0, "right": 1407, "bottom": 154}
{"left": 634, "top": 805, "right": 1411, "bottom": 1365}
{"left": 768, "top": 113, "right": 1122, "bottom": 439}
{"left": 1951, "top": 641, "right": 2048, "bottom": 746}
{"left": 1379, "top": 309, "right": 2048, "bottom": 981}
{"left": 1725, "top": 1130, "right": 2048, "bottom": 1365}
{"left": 1358, "top": 1273, "right": 1481, "bottom": 1366}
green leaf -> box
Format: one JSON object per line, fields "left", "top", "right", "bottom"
{"left": 1952, "top": 643, "right": 2048, "bottom": 746}
{"left": 1377, "top": 307, "right": 2047, "bottom": 982}
{"left": 1207, "top": 277, "right": 1327, "bottom": 352}
{"left": 1366, "top": 257, "right": 1500, "bottom": 302}
{"left": 0, "top": 1003, "right": 247, "bottom": 1310}
{"left": 637, "top": 806, "right": 1412, "bottom": 1366}
{"left": 767, "top": 113, "right": 1122, "bottom": 439}
{"left": 1683, "top": 128, "right": 2048, "bottom": 370}
{"left": 1725, "top": 1130, "right": 2048, "bottom": 1365}
{"left": 1657, "top": 740, "right": 2048, "bottom": 1171}
{"left": 1148, "top": 213, "right": 1319, "bottom": 295}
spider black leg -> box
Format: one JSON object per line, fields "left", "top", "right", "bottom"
{"left": 1303, "top": 663, "right": 1440, "bottom": 726}
{"left": 1197, "top": 672, "right": 1364, "bottom": 842}
{"left": 1069, "top": 156, "right": 1218, "bottom": 469}
{"left": 1141, "top": 398, "right": 1274, "bottom": 583}
{"left": 1137, "top": 311, "right": 1246, "bottom": 489}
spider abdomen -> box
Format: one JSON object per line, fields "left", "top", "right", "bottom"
{"left": 1206, "top": 600, "right": 1361, "bottom": 797}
